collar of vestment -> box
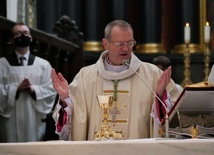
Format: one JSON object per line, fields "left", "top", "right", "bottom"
{"left": 105, "top": 55, "right": 128, "bottom": 73}
{"left": 96, "top": 51, "right": 142, "bottom": 80}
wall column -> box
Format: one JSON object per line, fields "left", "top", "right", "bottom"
{"left": 108, "top": 0, "right": 128, "bottom": 20}
{"left": 136, "top": 0, "right": 165, "bottom": 53}
{"left": 83, "top": 0, "right": 106, "bottom": 52}
{"left": 37, "top": 0, "right": 58, "bottom": 33}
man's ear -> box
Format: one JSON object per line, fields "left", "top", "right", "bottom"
{"left": 102, "top": 38, "right": 108, "bottom": 49}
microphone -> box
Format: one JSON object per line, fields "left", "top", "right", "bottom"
{"left": 122, "top": 59, "right": 169, "bottom": 138}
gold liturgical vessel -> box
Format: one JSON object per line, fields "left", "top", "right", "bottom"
{"left": 95, "top": 95, "right": 122, "bottom": 141}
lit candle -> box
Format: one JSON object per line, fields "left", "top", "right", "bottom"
{"left": 204, "top": 22, "right": 210, "bottom": 43}
{"left": 184, "top": 23, "right": 190, "bottom": 44}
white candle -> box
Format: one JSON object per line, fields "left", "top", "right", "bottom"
{"left": 204, "top": 22, "right": 210, "bottom": 43}
{"left": 184, "top": 23, "right": 190, "bottom": 44}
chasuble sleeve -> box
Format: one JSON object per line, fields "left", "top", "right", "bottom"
{"left": 53, "top": 97, "right": 73, "bottom": 140}
{"left": 67, "top": 65, "right": 101, "bottom": 140}
{"left": 68, "top": 70, "right": 89, "bottom": 140}
{"left": 149, "top": 66, "right": 180, "bottom": 138}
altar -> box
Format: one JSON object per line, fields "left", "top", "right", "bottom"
{"left": 0, "top": 138, "right": 213, "bottom": 155}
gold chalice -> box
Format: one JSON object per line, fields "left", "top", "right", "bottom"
{"left": 95, "top": 95, "right": 113, "bottom": 140}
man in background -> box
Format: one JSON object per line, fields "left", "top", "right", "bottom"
{"left": 0, "top": 23, "right": 56, "bottom": 142}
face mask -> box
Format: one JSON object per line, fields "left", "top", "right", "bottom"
{"left": 14, "top": 34, "right": 32, "bottom": 47}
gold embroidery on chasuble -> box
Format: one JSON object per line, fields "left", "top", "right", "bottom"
{"left": 103, "top": 88, "right": 130, "bottom": 139}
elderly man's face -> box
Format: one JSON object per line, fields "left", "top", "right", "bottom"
{"left": 102, "top": 26, "right": 135, "bottom": 66}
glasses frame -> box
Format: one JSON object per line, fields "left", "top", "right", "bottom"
{"left": 108, "top": 40, "right": 137, "bottom": 47}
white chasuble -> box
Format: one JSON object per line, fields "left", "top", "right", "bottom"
{"left": 103, "top": 78, "right": 130, "bottom": 139}
{"left": 66, "top": 51, "right": 180, "bottom": 141}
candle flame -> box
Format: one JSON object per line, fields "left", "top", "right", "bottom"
{"left": 186, "top": 23, "right": 190, "bottom": 27}
{"left": 206, "top": 22, "right": 209, "bottom": 26}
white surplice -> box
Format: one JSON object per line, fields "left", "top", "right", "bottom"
{"left": 0, "top": 57, "right": 56, "bottom": 142}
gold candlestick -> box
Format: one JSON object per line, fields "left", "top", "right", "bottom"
{"left": 203, "top": 42, "right": 210, "bottom": 81}
{"left": 181, "top": 43, "right": 192, "bottom": 87}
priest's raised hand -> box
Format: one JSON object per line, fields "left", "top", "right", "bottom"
{"left": 156, "top": 66, "right": 172, "bottom": 98}
{"left": 51, "top": 68, "right": 69, "bottom": 108}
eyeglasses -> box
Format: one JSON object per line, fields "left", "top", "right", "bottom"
{"left": 109, "top": 40, "right": 137, "bottom": 47}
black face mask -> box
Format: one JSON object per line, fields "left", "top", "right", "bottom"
{"left": 14, "top": 34, "right": 32, "bottom": 47}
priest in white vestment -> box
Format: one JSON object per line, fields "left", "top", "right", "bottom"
{"left": 51, "top": 20, "right": 181, "bottom": 141}
{"left": 0, "top": 23, "right": 56, "bottom": 142}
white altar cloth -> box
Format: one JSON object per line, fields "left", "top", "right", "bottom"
{"left": 0, "top": 138, "right": 213, "bottom": 155}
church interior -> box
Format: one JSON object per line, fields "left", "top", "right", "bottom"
{"left": 1, "top": 0, "right": 214, "bottom": 149}
{"left": 1, "top": 0, "right": 214, "bottom": 86}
